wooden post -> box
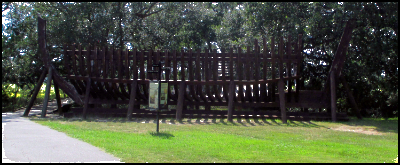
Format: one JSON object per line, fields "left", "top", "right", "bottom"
{"left": 330, "top": 71, "right": 337, "bottom": 122}
{"left": 278, "top": 36, "right": 287, "bottom": 124}
{"left": 278, "top": 79, "right": 287, "bottom": 124}
{"left": 227, "top": 81, "right": 235, "bottom": 122}
{"left": 82, "top": 78, "right": 91, "bottom": 119}
{"left": 176, "top": 81, "right": 185, "bottom": 121}
{"left": 340, "top": 76, "right": 362, "bottom": 119}
{"left": 127, "top": 80, "right": 137, "bottom": 120}
{"left": 23, "top": 68, "right": 47, "bottom": 116}
{"left": 41, "top": 67, "right": 53, "bottom": 118}
{"left": 54, "top": 81, "right": 62, "bottom": 115}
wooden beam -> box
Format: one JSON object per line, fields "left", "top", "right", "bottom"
{"left": 227, "top": 81, "right": 235, "bottom": 122}
{"left": 127, "top": 80, "right": 138, "bottom": 120}
{"left": 54, "top": 80, "right": 62, "bottom": 115}
{"left": 176, "top": 81, "right": 185, "bottom": 121}
{"left": 41, "top": 67, "right": 53, "bottom": 118}
{"left": 278, "top": 79, "right": 287, "bottom": 124}
{"left": 38, "top": 16, "right": 83, "bottom": 105}
{"left": 23, "top": 68, "right": 47, "bottom": 117}
{"left": 82, "top": 78, "right": 91, "bottom": 119}
{"left": 323, "top": 19, "right": 356, "bottom": 94}
{"left": 330, "top": 71, "right": 337, "bottom": 122}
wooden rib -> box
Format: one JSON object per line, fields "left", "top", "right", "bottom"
{"left": 68, "top": 45, "right": 83, "bottom": 95}
{"left": 260, "top": 37, "right": 267, "bottom": 102}
{"left": 196, "top": 48, "right": 207, "bottom": 102}
{"left": 245, "top": 46, "right": 252, "bottom": 103}
{"left": 221, "top": 48, "right": 229, "bottom": 102}
{"left": 63, "top": 44, "right": 70, "bottom": 75}
{"left": 213, "top": 49, "right": 223, "bottom": 102}
{"left": 286, "top": 35, "right": 292, "bottom": 102}
{"left": 139, "top": 49, "right": 148, "bottom": 101}
{"left": 148, "top": 49, "right": 153, "bottom": 80}
{"left": 270, "top": 37, "right": 276, "bottom": 102}
{"left": 172, "top": 50, "right": 179, "bottom": 101}
{"left": 118, "top": 49, "right": 130, "bottom": 100}
{"left": 204, "top": 49, "right": 216, "bottom": 102}
{"left": 107, "top": 46, "right": 120, "bottom": 100}
{"left": 78, "top": 44, "right": 85, "bottom": 76}
{"left": 188, "top": 49, "right": 201, "bottom": 102}
{"left": 94, "top": 45, "right": 109, "bottom": 100}
{"left": 229, "top": 48, "right": 237, "bottom": 103}
{"left": 237, "top": 47, "right": 244, "bottom": 102}
{"left": 254, "top": 40, "right": 260, "bottom": 103}
{"left": 295, "top": 34, "right": 303, "bottom": 102}
{"left": 86, "top": 44, "right": 100, "bottom": 99}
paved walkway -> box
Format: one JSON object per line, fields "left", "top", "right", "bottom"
{"left": 2, "top": 99, "right": 123, "bottom": 163}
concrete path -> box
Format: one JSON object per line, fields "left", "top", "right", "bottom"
{"left": 2, "top": 99, "right": 123, "bottom": 163}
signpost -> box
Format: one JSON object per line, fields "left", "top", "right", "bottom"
{"left": 148, "top": 61, "right": 170, "bottom": 133}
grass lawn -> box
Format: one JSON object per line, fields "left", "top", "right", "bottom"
{"left": 31, "top": 117, "right": 398, "bottom": 163}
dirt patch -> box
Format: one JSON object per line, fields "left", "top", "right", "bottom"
{"left": 330, "top": 125, "right": 383, "bottom": 135}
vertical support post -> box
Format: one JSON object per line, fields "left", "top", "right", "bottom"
{"left": 176, "top": 81, "right": 185, "bottom": 121}
{"left": 54, "top": 81, "right": 62, "bottom": 115}
{"left": 278, "top": 79, "right": 287, "bottom": 124}
{"left": 41, "top": 67, "right": 53, "bottom": 118}
{"left": 227, "top": 81, "right": 235, "bottom": 122}
{"left": 127, "top": 80, "right": 138, "bottom": 120}
{"left": 330, "top": 71, "right": 337, "bottom": 122}
{"left": 278, "top": 36, "right": 287, "bottom": 124}
{"left": 23, "top": 68, "right": 47, "bottom": 116}
{"left": 82, "top": 78, "right": 91, "bottom": 119}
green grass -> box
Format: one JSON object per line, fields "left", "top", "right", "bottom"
{"left": 31, "top": 117, "right": 398, "bottom": 163}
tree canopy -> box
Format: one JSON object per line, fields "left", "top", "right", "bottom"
{"left": 2, "top": 2, "right": 398, "bottom": 117}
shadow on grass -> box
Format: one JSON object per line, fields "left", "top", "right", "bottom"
{"left": 149, "top": 131, "right": 175, "bottom": 139}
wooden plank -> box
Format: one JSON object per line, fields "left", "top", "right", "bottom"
{"left": 23, "top": 68, "right": 47, "bottom": 116}
{"left": 118, "top": 49, "right": 130, "bottom": 100}
{"left": 204, "top": 49, "right": 216, "bottom": 102}
{"left": 78, "top": 44, "right": 85, "bottom": 76}
{"left": 295, "top": 34, "right": 302, "bottom": 102}
{"left": 176, "top": 81, "right": 185, "bottom": 121}
{"left": 261, "top": 38, "right": 267, "bottom": 102}
{"left": 237, "top": 47, "right": 245, "bottom": 102}
{"left": 254, "top": 39, "right": 260, "bottom": 103}
{"left": 229, "top": 48, "right": 237, "bottom": 103}
{"left": 330, "top": 70, "right": 337, "bottom": 122}
{"left": 188, "top": 49, "right": 201, "bottom": 102}
{"left": 196, "top": 49, "right": 207, "bottom": 102}
{"left": 148, "top": 49, "right": 153, "bottom": 80}
{"left": 127, "top": 80, "right": 137, "bottom": 120}
{"left": 133, "top": 48, "right": 138, "bottom": 80}
{"left": 245, "top": 46, "right": 252, "bottom": 103}
{"left": 227, "top": 81, "right": 235, "bottom": 122}
{"left": 41, "top": 67, "right": 53, "bottom": 118}
{"left": 270, "top": 37, "right": 276, "bottom": 102}
{"left": 180, "top": 49, "right": 185, "bottom": 81}
{"left": 286, "top": 35, "right": 292, "bottom": 102}
{"left": 87, "top": 44, "right": 92, "bottom": 77}
{"left": 172, "top": 50, "right": 179, "bottom": 101}
{"left": 82, "top": 77, "right": 91, "bottom": 119}
{"left": 221, "top": 48, "right": 229, "bottom": 102}
{"left": 213, "top": 49, "right": 223, "bottom": 102}
{"left": 63, "top": 44, "right": 70, "bottom": 75}
{"left": 278, "top": 79, "right": 287, "bottom": 124}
